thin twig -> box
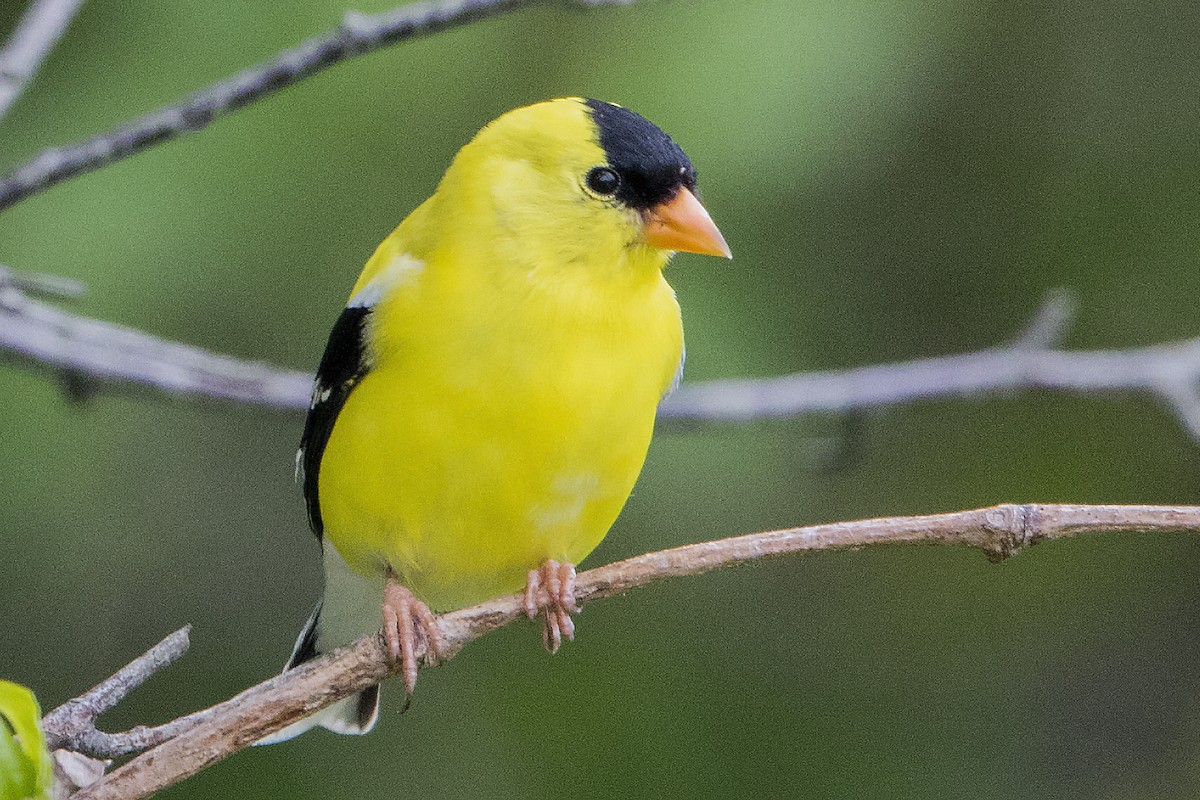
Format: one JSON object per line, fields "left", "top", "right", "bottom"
{"left": 0, "top": 276, "right": 312, "bottom": 407}
{"left": 659, "top": 338, "right": 1200, "bottom": 434}
{"left": 0, "top": 264, "right": 85, "bottom": 299}
{"left": 0, "top": 0, "right": 85, "bottom": 124}
{"left": 65, "top": 503, "right": 1200, "bottom": 800}
{"left": 41, "top": 627, "right": 190, "bottom": 757}
{"left": 659, "top": 295, "right": 1200, "bottom": 439}
{"left": 0, "top": 0, "right": 631, "bottom": 212}
{"left": 1005, "top": 287, "right": 1075, "bottom": 350}
{"left": 6, "top": 282, "right": 1200, "bottom": 438}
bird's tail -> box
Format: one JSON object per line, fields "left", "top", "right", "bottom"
{"left": 257, "top": 546, "right": 386, "bottom": 744}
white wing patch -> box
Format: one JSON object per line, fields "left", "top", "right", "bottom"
{"left": 348, "top": 253, "right": 425, "bottom": 309}
{"left": 296, "top": 254, "right": 422, "bottom": 488}
{"left": 295, "top": 380, "right": 332, "bottom": 482}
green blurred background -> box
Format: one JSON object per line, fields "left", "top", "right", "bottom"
{"left": 3, "top": 0, "right": 1200, "bottom": 797}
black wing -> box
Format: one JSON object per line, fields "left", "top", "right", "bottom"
{"left": 298, "top": 306, "right": 373, "bottom": 539}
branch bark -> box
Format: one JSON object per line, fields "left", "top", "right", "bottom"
{"left": 42, "top": 627, "right": 191, "bottom": 758}
{"left": 48, "top": 503, "right": 1200, "bottom": 800}
{"left": 0, "top": 0, "right": 85, "bottom": 124}
{"left": 0, "top": 0, "right": 628, "bottom": 213}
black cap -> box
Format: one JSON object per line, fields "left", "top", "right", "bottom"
{"left": 585, "top": 99, "right": 697, "bottom": 211}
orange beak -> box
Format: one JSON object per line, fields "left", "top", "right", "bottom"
{"left": 641, "top": 188, "right": 732, "bottom": 258}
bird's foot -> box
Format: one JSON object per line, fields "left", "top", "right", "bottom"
{"left": 523, "top": 560, "right": 580, "bottom": 654}
{"left": 381, "top": 578, "right": 445, "bottom": 702}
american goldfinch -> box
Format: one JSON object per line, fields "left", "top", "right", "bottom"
{"left": 268, "top": 98, "right": 729, "bottom": 741}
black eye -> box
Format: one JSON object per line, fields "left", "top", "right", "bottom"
{"left": 586, "top": 166, "right": 621, "bottom": 196}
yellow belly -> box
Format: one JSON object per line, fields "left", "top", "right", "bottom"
{"left": 317, "top": 270, "right": 682, "bottom": 611}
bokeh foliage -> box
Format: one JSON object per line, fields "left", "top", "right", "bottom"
{"left": 0, "top": 681, "right": 50, "bottom": 800}
{"left": 3, "top": 1, "right": 1200, "bottom": 797}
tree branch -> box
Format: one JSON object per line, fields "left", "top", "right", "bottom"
{"left": 660, "top": 291, "right": 1200, "bottom": 438}
{"left": 0, "top": 268, "right": 312, "bottom": 407}
{"left": 0, "top": 0, "right": 630, "bottom": 213}
{"left": 41, "top": 626, "right": 191, "bottom": 758}
{"left": 49, "top": 503, "right": 1200, "bottom": 800}
{"left": 0, "top": 0, "right": 85, "bottom": 124}
{"left": 6, "top": 279, "right": 1200, "bottom": 438}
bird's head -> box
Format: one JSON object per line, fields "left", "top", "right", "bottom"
{"left": 436, "top": 98, "right": 730, "bottom": 276}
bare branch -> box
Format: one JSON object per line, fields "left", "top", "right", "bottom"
{"left": 62, "top": 503, "right": 1200, "bottom": 800}
{"left": 0, "top": 264, "right": 84, "bottom": 299}
{"left": 0, "top": 0, "right": 631, "bottom": 213}
{"left": 658, "top": 293, "right": 1200, "bottom": 434}
{"left": 0, "top": 273, "right": 311, "bottom": 407}
{"left": 6, "top": 281, "right": 1200, "bottom": 439}
{"left": 1005, "top": 287, "right": 1076, "bottom": 350}
{"left": 0, "top": 0, "right": 85, "bottom": 124}
{"left": 41, "top": 627, "right": 190, "bottom": 757}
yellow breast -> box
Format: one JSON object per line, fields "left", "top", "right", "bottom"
{"left": 317, "top": 244, "right": 682, "bottom": 611}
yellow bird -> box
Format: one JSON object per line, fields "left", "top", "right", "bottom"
{"left": 269, "top": 98, "right": 729, "bottom": 740}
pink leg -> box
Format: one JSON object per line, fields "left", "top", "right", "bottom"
{"left": 381, "top": 576, "right": 445, "bottom": 699}
{"left": 523, "top": 560, "right": 580, "bottom": 654}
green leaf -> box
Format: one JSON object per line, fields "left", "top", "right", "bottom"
{"left": 0, "top": 680, "right": 51, "bottom": 800}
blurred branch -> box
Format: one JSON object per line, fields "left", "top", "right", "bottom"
{"left": 7, "top": 279, "right": 1200, "bottom": 441}
{"left": 0, "top": 0, "right": 85, "bottom": 124}
{"left": 0, "top": 264, "right": 85, "bottom": 298}
{"left": 0, "top": 268, "right": 312, "bottom": 406}
{"left": 661, "top": 289, "right": 1200, "bottom": 440}
{"left": 58, "top": 503, "right": 1200, "bottom": 800}
{"left": 0, "top": 0, "right": 631, "bottom": 213}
